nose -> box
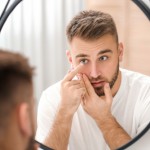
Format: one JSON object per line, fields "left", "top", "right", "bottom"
{"left": 90, "top": 63, "right": 101, "bottom": 78}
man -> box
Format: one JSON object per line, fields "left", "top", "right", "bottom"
{"left": 0, "top": 50, "right": 38, "bottom": 150}
{"left": 36, "top": 10, "right": 150, "bottom": 150}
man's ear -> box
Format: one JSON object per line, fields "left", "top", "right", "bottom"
{"left": 118, "top": 42, "right": 124, "bottom": 62}
{"left": 18, "top": 103, "right": 32, "bottom": 137}
{"left": 66, "top": 50, "right": 73, "bottom": 65}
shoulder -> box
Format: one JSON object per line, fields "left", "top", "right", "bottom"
{"left": 38, "top": 81, "right": 62, "bottom": 107}
{"left": 44, "top": 80, "right": 61, "bottom": 96}
{"left": 36, "top": 81, "right": 62, "bottom": 143}
{"left": 120, "top": 68, "right": 150, "bottom": 84}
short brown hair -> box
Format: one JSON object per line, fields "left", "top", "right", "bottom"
{"left": 66, "top": 10, "right": 118, "bottom": 43}
{"left": 0, "top": 49, "right": 34, "bottom": 128}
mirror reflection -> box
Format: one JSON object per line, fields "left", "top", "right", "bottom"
{"left": 0, "top": 0, "right": 150, "bottom": 150}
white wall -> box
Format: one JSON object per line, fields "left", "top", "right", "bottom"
{"left": 0, "top": 0, "right": 85, "bottom": 102}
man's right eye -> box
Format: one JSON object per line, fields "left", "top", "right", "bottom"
{"left": 80, "top": 59, "right": 88, "bottom": 64}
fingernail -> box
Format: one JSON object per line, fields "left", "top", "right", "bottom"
{"left": 77, "top": 74, "right": 81, "bottom": 79}
{"left": 105, "top": 83, "right": 109, "bottom": 88}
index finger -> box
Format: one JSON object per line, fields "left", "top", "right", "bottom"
{"left": 104, "top": 83, "right": 112, "bottom": 104}
{"left": 82, "top": 74, "right": 95, "bottom": 96}
{"left": 64, "top": 63, "right": 84, "bottom": 81}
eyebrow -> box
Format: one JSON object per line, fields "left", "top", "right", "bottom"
{"left": 75, "top": 49, "right": 113, "bottom": 58}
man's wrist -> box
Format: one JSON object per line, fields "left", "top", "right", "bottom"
{"left": 57, "top": 104, "right": 75, "bottom": 120}
{"left": 95, "top": 113, "right": 115, "bottom": 129}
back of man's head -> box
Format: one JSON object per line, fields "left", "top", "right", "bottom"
{"left": 0, "top": 49, "right": 35, "bottom": 150}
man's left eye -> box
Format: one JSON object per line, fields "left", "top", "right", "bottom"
{"left": 99, "top": 56, "right": 108, "bottom": 61}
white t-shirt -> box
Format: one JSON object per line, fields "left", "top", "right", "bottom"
{"left": 35, "top": 69, "right": 150, "bottom": 150}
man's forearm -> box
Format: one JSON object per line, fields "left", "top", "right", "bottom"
{"left": 44, "top": 106, "right": 73, "bottom": 150}
{"left": 96, "top": 115, "right": 132, "bottom": 150}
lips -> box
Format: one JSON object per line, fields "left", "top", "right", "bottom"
{"left": 91, "top": 81, "right": 105, "bottom": 88}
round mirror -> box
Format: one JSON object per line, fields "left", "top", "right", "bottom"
{"left": 0, "top": 0, "right": 150, "bottom": 150}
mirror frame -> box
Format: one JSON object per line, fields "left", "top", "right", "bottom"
{"left": 117, "top": 122, "right": 150, "bottom": 149}
{"left": 117, "top": 0, "right": 150, "bottom": 149}
{"left": 0, "top": 0, "right": 149, "bottom": 150}
{"left": 0, "top": 0, "right": 23, "bottom": 32}
{"left": 132, "top": 0, "right": 150, "bottom": 20}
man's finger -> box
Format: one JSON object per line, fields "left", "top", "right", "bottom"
{"left": 64, "top": 64, "right": 84, "bottom": 81}
{"left": 82, "top": 74, "right": 95, "bottom": 96}
{"left": 104, "top": 83, "right": 112, "bottom": 104}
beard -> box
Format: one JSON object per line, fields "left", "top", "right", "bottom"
{"left": 90, "top": 63, "right": 119, "bottom": 96}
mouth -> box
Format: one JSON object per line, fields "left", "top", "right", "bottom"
{"left": 91, "top": 81, "right": 106, "bottom": 88}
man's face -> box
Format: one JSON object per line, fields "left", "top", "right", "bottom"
{"left": 68, "top": 34, "right": 123, "bottom": 96}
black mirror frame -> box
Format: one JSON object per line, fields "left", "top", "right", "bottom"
{"left": 132, "top": 0, "right": 150, "bottom": 20}
{"left": 116, "top": 122, "right": 150, "bottom": 150}
{"left": 0, "top": 0, "right": 149, "bottom": 150}
{"left": 117, "top": 0, "right": 150, "bottom": 149}
{"left": 0, "top": 0, "right": 23, "bottom": 33}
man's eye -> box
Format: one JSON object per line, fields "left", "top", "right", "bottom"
{"left": 80, "top": 59, "right": 88, "bottom": 64}
{"left": 99, "top": 56, "right": 108, "bottom": 61}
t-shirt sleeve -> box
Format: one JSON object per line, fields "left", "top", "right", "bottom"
{"left": 35, "top": 86, "right": 60, "bottom": 143}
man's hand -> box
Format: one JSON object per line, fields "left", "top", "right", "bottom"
{"left": 81, "top": 74, "right": 112, "bottom": 122}
{"left": 60, "top": 64, "right": 85, "bottom": 115}
{"left": 44, "top": 64, "right": 85, "bottom": 150}
{"left": 81, "top": 74, "right": 131, "bottom": 149}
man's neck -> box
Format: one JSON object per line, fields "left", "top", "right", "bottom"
{"left": 1, "top": 127, "right": 26, "bottom": 150}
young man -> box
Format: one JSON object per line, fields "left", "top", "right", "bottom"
{"left": 36, "top": 10, "right": 150, "bottom": 150}
{"left": 0, "top": 50, "right": 38, "bottom": 150}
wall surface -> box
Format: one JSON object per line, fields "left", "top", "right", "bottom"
{"left": 85, "top": 0, "right": 150, "bottom": 75}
